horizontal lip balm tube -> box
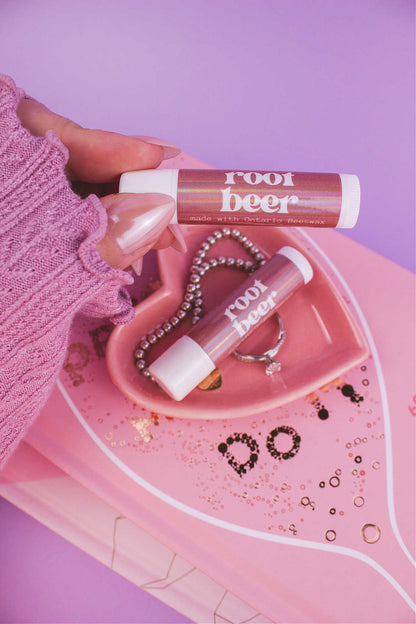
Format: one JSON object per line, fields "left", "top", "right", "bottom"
{"left": 119, "top": 169, "right": 360, "bottom": 228}
{"left": 149, "top": 246, "right": 313, "bottom": 401}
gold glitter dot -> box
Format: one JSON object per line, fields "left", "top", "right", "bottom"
{"left": 325, "top": 529, "right": 336, "bottom": 542}
{"left": 361, "top": 523, "right": 381, "bottom": 543}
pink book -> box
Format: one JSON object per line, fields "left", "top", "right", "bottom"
{"left": 1, "top": 155, "right": 415, "bottom": 623}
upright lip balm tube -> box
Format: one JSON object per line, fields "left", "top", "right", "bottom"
{"left": 149, "top": 246, "right": 313, "bottom": 401}
{"left": 120, "top": 169, "right": 360, "bottom": 228}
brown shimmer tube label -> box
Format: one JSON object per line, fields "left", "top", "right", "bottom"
{"left": 177, "top": 170, "right": 341, "bottom": 227}
{"left": 191, "top": 254, "right": 304, "bottom": 363}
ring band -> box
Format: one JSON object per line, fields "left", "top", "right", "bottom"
{"left": 233, "top": 313, "right": 286, "bottom": 376}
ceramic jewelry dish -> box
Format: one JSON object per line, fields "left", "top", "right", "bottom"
{"left": 106, "top": 225, "right": 369, "bottom": 419}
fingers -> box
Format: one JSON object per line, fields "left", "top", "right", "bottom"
{"left": 16, "top": 97, "right": 181, "bottom": 183}
{"left": 61, "top": 127, "right": 179, "bottom": 183}
{"left": 17, "top": 96, "right": 82, "bottom": 140}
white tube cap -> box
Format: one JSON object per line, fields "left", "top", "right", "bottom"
{"left": 337, "top": 174, "right": 361, "bottom": 228}
{"left": 278, "top": 246, "right": 313, "bottom": 284}
{"left": 119, "top": 169, "right": 179, "bottom": 198}
{"left": 149, "top": 335, "right": 216, "bottom": 401}
{"left": 119, "top": 169, "right": 179, "bottom": 223}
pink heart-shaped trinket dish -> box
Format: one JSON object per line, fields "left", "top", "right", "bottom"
{"left": 106, "top": 225, "right": 368, "bottom": 419}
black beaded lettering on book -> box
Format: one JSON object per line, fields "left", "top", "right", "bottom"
{"left": 218, "top": 433, "right": 259, "bottom": 477}
{"left": 266, "top": 425, "right": 301, "bottom": 461}
{"left": 218, "top": 425, "right": 301, "bottom": 476}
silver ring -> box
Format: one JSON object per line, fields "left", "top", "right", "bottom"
{"left": 233, "top": 313, "right": 286, "bottom": 376}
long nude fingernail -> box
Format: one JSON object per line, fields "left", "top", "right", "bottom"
{"left": 136, "top": 135, "right": 181, "bottom": 160}
{"left": 97, "top": 193, "right": 176, "bottom": 270}
{"left": 130, "top": 257, "right": 143, "bottom": 276}
{"left": 168, "top": 223, "right": 188, "bottom": 253}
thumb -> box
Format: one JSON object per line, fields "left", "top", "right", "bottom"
{"left": 97, "top": 193, "right": 182, "bottom": 272}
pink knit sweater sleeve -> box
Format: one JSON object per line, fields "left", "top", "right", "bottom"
{"left": 0, "top": 75, "right": 135, "bottom": 467}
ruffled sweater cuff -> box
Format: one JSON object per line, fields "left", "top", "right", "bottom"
{"left": 0, "top": 74, "right": 134, "bottom": 467}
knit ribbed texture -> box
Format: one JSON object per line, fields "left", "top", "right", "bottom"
{"left": 0, "top": 75, "right": 134, "bottom": 467}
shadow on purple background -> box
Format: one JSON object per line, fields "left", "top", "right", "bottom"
{"left": 0, "top": 1, "right": 414, "bottom": 622}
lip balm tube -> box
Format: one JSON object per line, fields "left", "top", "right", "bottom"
{"left": 119, "top": 169, "right": 360, "bottom": 228}
{"left": 149, "top": 246, "right": 313, "bottom": 401}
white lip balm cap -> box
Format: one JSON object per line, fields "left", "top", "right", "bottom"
{"left": 277, "top": 246, "right": 313, "bottom": 284}
{"left": 119, "top": 169, "right": 180, "bottom": 222}
{"left": 149, "top": 335, "right": 216, "bottom": 401}
{"left": 337, "top": 174, "right": 361, "bottom": 228}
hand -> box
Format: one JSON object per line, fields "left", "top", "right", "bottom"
{"left": 17, "top": 97, "right": 186, "bottom": 273}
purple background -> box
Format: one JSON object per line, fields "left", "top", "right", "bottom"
{"left": 0, "top": 1, "right": 414, "bottom": 622}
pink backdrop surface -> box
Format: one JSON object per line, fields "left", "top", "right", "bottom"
{"left": 0, "top": 1, "right": 414, "bottom": 623}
